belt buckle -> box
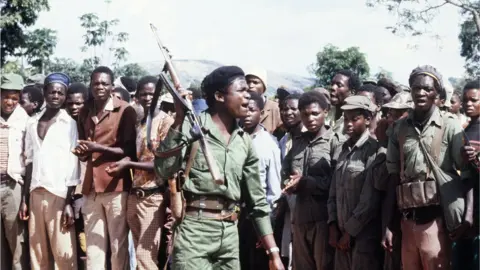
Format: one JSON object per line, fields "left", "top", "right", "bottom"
{"left": 136, "top": 189, "right": 145, "bottom": 198}
{"left": 199, "top": 195, "right": 206, "bottom": 209}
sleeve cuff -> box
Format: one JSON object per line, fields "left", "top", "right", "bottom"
{"left": 254, "top": 216, "right": 274, "bottom": 236}
{"left": 344, "top": 216, "right": 363, "bottom": 237}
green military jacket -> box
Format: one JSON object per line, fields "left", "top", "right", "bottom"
{"left": 282, "top": 128, "right": 344, "bottom": 225}
{"left": 327, "top": 130, "right": 380, "bottom": 237}
{"left": 386, "top": 107, "right": 465, "bottom": 179}
{"left": 154, "top": 112, "right": 272, "bottom": 236}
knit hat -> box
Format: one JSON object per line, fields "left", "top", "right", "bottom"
{"left": 244, "top": 67, "right": 268, "bottom": 91}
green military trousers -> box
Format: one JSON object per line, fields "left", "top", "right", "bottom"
{"left": 171, "top": 215, "right": 240, "bottom": 270}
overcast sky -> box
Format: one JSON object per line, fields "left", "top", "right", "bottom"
{"left": 34, "top": 0, "right": 466, "bottom": 83}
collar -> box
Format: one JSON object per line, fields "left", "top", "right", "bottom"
{"left": 35, "top": 108, "right": 70, "bottom": 124}
{"left": 345, "top": 129, "right": 371, "bottom": 150}
{"left": 406, "top": 106, "right": 442, "bottom": 128}
{"left": 200, "top": 111, "right": 244, "bottom": 143}
{"left": 5, "top": 105, "right": 28, "bottom": 125}
{"left": 104, "top": 96, "right": 115, "bottom": 111}
{"left": 305, "top": 126, "right": 335, "bottom": 144}
{"left": 252, "top": 124, "right": 267, "bottom": 138}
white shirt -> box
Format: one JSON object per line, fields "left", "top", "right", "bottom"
{"left": 0, "top": 105, "right": 29, "bottom": 183}
{"left": 25, "top": 109, "right": 80, "bottom": 198}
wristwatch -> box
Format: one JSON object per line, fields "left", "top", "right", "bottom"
{"left": 266, "top": 247, "right": 280, "bottom": 255}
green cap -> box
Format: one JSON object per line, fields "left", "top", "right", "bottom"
{"left": 1, "top": 73, "right": 24, "bottom": 91}
{"left": 341, "top": 95, "right": 377, "bottom": 112}
{"left": 382, "top": 91, "right": 413, "bottom": 109}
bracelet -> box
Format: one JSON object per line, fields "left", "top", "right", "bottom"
{"left": 266, "top": 247, "right": 280, "bottom": 255}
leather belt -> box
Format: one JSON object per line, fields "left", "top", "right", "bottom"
{"left": 185, "top": 206, "right": 239, "bottom": 222}
{"left": 131, "top": 186, "right": 166, "bottom": 198}
{"left": 0, "top": 174, "right": 12, "bottom": 185}
{"left": 184, "top": 191, "right": 238, "bottom": 211}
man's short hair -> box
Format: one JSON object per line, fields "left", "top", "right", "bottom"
{"left": 249, "top": 91, "right": 265, "bottom": 111}
{"left": 335, "top": 69, "right": 361, "bottom": 91}
{"left": 22, "top": 85, "right": 44, "bottom": 112}
{"left": 67, "top": 82, "right": 89, "bottom": 100}
{"left": 91, "top": 66, "right": 115, "bottom": 84}
{"left": 298, "top": 91, "right": 329, "bottom": 111}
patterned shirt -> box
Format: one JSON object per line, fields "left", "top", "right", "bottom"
{"left": 0, "top": 117, "right": 9, "bottom": 174}
{"left": 133, "top": 111, "right": 174, "bottom": 188}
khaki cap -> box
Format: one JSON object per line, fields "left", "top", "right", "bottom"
{"left": 1, "top": 73, "right": 24, "bottom": 90}
{"left": 382, "top": 91, "right": 413, "bottom": 110}
{"left": 341, "top": 95, "right": 377, "bottom": 112}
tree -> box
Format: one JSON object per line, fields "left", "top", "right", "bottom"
{"left": 0, "top": 0, "right": 50, "bottom": 65}
{"left": 45, "top": 58, "right": 89, "bottom": 83}
{"left": 312, "top": 44, "right": 370, "bottom": 86}
{"left": 366, "top": 0, "right": 480, "bottom": 37}
{"left": 459, "top": 13, "right": 480, "bottom": 77}
{"left": 115, "top": 63, "right": 149, "bottom": 80}
{"left": 22, "top": 28, "right": 58, "bottom": 74}
{"left": 79, "top": 12, "right": 130, "bottom": 69}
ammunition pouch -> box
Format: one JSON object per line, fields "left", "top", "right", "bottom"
{"left": 396, "top": 177, "right": 440, "bottom": 210}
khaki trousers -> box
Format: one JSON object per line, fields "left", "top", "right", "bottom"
{"left": 127, "top": 193, "right": 166, "bottom": 270}
{"left": 0, "top": 180, "right": 28, "bottom": 270}
{"left": 291, "top": 221, "right": 334, "bottom": 270}
{"left": 29, "top": 188, "right": 77, "bottom": 270}
{"left": 83, "top": 192, "right": 129, "bottom": 270}
{"left": 401, "top": 217, "right": 451, "bottom": 270}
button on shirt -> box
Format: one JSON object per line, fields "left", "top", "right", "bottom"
{"left": 155, "top": 112, "right": 273, "bottom": 236}
{"left": 251, "top": 126, "right": 282, "bottom": 209}
{"left": 25, "top": 109, "right": 80, "bottom": 198}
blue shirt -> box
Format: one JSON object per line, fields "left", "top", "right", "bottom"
{"left": 252, "top": 126, "right": 282, "bottom": 209}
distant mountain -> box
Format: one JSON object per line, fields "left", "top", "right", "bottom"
{"left": 138, "top": 59, "right": 316, "bottom": 97}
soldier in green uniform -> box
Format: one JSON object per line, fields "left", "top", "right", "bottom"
{"left": 155, "top": 66, "right": 284, "bottom": 270}
{"left": 385, "top": 65, "right": 467, "bottom": 270}
{"left": 327, "top": 95, "right": 382, "bottom": 270}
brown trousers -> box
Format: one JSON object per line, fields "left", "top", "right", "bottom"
{"left": 291, "top": 221, "right": 334, "bottom": 270}
{"left": 83, "top": 192, "right": 129, "bottom": 270}
{"left": 401, "top": 217, "right": 451, "bottom": 270}
{"left": 127, "top": 193, "right": 166, "bottom": 270}
{"left": 1, "top": 180, "right": 28, "bottom": 270}
{"left": 29, "top": 188, "right": 77, "bottom": 270}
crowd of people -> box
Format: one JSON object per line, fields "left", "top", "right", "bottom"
{"left": 0, "top": 63, "right": 478, "bottom": 270}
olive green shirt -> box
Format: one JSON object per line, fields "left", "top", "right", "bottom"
{"left": 386, "top": 107, "right": 465, "bottom": 179}
{"left": 282, "top": 128, "right": 344, "bottom": 225}
{"left": 154, "top": 112, "right": 273, "bottom": 236}
{"left": 327, "top": 130, "right": 380, "bottom": 237}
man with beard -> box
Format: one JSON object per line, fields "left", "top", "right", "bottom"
{"left": 0, "top": 74, "right": 30, "bottom": 270}
{"left": 327, "top": 70, "right": 361, "bottom": 134}
{"left": 283, "top": 91, "right": 342, "bottom": 270}
{"left": 155, "top": 66, "right": 284, "bottom": 270}
{"left": 385, "top": 65, "right": 466, "bottom": 270}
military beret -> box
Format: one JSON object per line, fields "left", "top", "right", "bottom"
{"left": 201, "top": 66, "right": 245, "bottom": 95}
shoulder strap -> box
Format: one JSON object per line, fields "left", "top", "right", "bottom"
{"left": 398, "top": 120, "right": 407, "bottom": 180}
{"left": 430, "top": 115, "right": 447, "bottom": 164}
{"left": 184, "top": 141, "right": 199, "bottom": 177}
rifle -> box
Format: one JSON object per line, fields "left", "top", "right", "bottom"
{"left": 147, "top": 23, "right": 224, "bottom": 186}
